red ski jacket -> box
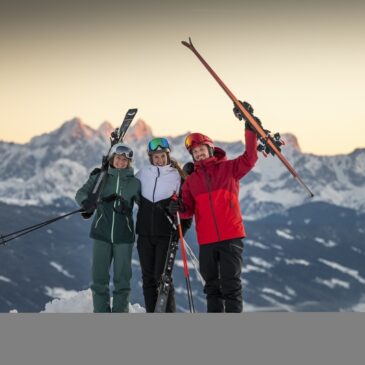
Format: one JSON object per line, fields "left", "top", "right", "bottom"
{"left": 180, "top": 129, "right": 258, "bottom": 245}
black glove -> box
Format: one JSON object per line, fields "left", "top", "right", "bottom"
{"left": 89, "top": 167, "right": 101, "bottom": 176}
{"left": 245, "top": 116, "right": 263, "bottom": 132}
{"left": 233, "top": 100, "right": 254, "bottom": 121}
{"left": 181, "top": 218, "right": 192, "bottom": 236}
{"left": 81, "top": 199, "right": 97, "bottom": 214}
{"left": 183, "top": 162, "right": 194, "bottom": 176}
{"left": 233, "top": 100, "right": 263, "bottom": 133}
{"left": 167, "top": 199, "right": 180, "bottom": 216}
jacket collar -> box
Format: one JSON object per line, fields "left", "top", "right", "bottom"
{"left": 194, "top": 147, "right": 227, "bottom": 170}
{"left": 108, "top": 166, "right": 134, "bottom": 179}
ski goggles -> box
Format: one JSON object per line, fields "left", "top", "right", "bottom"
{"left": 184, "top": 133, "right": 214, "bottom": 151}
{"left": 114, "top": 145, "right": 133, "bottom": 159}
{"left": 148, "top": 137, "right": 170, "bottom": 153}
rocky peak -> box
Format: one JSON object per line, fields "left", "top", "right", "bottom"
{"left": 124, "top": 118, "right": 153, "bottom": 143}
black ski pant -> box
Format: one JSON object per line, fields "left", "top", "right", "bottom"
{"left": 137, "top": 235, "right": 176, "bottom": 313}
{"left": 199, "top": 238, "right": 244, "bottom": 313}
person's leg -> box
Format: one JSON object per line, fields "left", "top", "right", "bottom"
{"left": 112, "top": 243, "right": 134, "bottom": 313}
{"left": 219, "top": 239, "right": 244, "bottom": 313}
{"left": 91, "top": 239, "right": 113, "bottom": 313}
{"left": 199, "top": 243, "right": 224, "bottom": 313}
{"left": 137, "top": 235, "right": 157, "bottom": 312}
{"left": 154, "top": 235, "right": 176, "bottom": 312}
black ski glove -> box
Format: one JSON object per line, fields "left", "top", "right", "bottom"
{"left": 181, "top": 218, "right": 192, "bottom": 236}
{"left": 233, "top": 100, "right": 254, "bottom": 121}
{"left": 81, "top": 199, "right": 97, "bottom": 214}
{"left": 183, "top": 162, "right": 194, "bottom": 176}
{"left": 233, "top": 100, "right": 263, "bottom": 132}
{"left": 167, "top": 199, "right": 180, "bottom": 216}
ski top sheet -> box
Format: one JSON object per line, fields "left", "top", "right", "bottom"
{"left": 181, "top": 38, "right": 314, "bottom": 198}
{"left": 154, "top": 235, "right": 179, "bottom": 313}
{"left": 82, "top": 108, "right": 138, "bottom": 218}
{"left": 117, "top": 108, "right": 138, "bottom": 143}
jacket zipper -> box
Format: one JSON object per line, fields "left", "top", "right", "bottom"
{"left": 126, "top": 216, "right": 132, "bottom": 232}
{"left": 111, "top": 174, "right": 120, "bottom": 243}
{"left": 202, "top": 165, "right": 220, "bottom": 241}
{"left": 94, "top": 213, "right": 103, "bottom": 229}
{"left": 150, "top": 167, "right": 160, "bottom": 236}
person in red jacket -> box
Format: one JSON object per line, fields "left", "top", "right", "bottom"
{"left": 170, "top": 120, "right": 258, "bottom": 312}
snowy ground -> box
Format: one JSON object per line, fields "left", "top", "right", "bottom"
{"left": 9, "top": 289, "right": 146, "bottom": 313}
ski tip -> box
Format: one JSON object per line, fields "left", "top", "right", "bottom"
{"left": 181, "top": 37, "right": 193, "bottom": 48}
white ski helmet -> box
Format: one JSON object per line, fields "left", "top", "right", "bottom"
{"left": 108, "top": 143, "right": 133, "bottom": 161}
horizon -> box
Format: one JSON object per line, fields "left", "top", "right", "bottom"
{"left": 1, "top": 0, "right": 364, "bottom": 155}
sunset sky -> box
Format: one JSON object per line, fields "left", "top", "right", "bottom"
{"left": 1, "top": 0, "right": 364, "bottom": 155}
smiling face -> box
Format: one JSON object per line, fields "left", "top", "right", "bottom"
{"left": 191, "top": 144, "right": 211, "bottom": 161}
{"left": 112, "top": 154, "right": 130, "bottom": 169}
{"left": 151, "top": 151, "right": 169, "bottom": 166}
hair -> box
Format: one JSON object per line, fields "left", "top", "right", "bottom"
{"left": 170, "top": 158, "right": 188, "bottom": 180}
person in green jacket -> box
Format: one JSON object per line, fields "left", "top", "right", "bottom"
{"left": 75, "top": 143, "right": 141, "bottom": 313}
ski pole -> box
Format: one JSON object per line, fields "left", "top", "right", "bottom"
{"left": 0, "top": 193, "right": 123, "bottom": 246}
{"left": 0, "top": 208, "right": 83, "bottom": 246}
{"left": 170, "top": 193, "right": 195, "bottom": 313}
{"left": 176, "top": 211, "right": 195, "bottom": 313}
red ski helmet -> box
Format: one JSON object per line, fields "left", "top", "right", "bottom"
{"left": 185, "top": 133, "right": 214, "bottom": 153}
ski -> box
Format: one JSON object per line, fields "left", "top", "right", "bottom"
{"left": 155, "top": 203, "right": 195, "bottom": 313}
{"left": 82, "top": 108, "right": 138, "bottom": 218}
{"left": 154, "top": 233, "right": 179, "bottom": 313}
{"left": 181, "top": 38, "right": 314, "bottom": 198}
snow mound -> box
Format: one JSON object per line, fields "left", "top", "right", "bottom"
{"left": 40, "top": 289, "right": 146, "bottom": 313}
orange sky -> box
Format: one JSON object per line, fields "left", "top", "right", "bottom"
{"left": 0, "top": 0, "right": 364, "bottom": 155}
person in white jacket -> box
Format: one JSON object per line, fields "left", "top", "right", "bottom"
{"left": 135, "top": 137, "right": 191, "bottom": 312}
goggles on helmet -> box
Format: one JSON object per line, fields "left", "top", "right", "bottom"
{"left": 109, "top": 143, "right": 133, "bottom": 160}
{"left": 147, "top": 137, "right": 171, "bottom": 153}
{"left": 184, "top": 133, "right": 214, "bottom": 152}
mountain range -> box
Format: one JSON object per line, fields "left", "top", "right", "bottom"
{"left": 0, "top": 117, "right": 364, "bottom": 219}
{"left": 0, "top": 117, "right": 364, "bottom": 312}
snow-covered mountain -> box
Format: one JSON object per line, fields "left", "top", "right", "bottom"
{"left": 1, "top": 117, "right": 365, "bottom": 313}
{"left": 0, "top": 118, "right": 364, "bottom": 219}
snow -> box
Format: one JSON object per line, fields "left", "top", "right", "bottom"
{"left": 260, "top": 294, "right": 294, "bottom": 312}
{"left": 314, "top": 237, "right": 337, "bottom": 248}
{"left": 1, "top": 119, "right": 365, "bottom": 218}
{"left": 262, "top": 288, "right": 292, "bottom": 301}
{"left": 315, "top": 278, "right": 350, "bottom": 289}
{"left": 50, "top": 261, "right": 75, "bottom": 279}
{"left": 275, "top": 229, "right": 295, "bottom": 240}
{"left": 40, "top": 289, "right": 146, "bottom": 313}
{"left": 284, "top": 258, "right": 310, "bottom": 266}
{"left": 244, "top": 239, "right": 269, "bottom": 250}
{"left": 0, "top": 275, "right": 11, "bottom": 283}
{"left": 174, "top": 259, "right": 195, "bottom": 270}
{"left": 318, "top": 258, "right": 365, "bottom": 284}
{"left": 285, "top": 286, "right": 297, "bottom": 296}
{"left": 242, "top": 264, "right": 266, "bottom": 274}
{"left": 250, "top": 257, "right": 273, "bottom": 269}
{"left": 351, "top": 246, "right": 362, "bottom": 254}
{"left": 45, "top": 286, "right": 78, "bottom": 299}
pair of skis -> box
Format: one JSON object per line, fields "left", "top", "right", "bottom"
{"left": 82, "top": 108, "right": 138, "bottom": 218}
{"left": 181, "top": 38, "right": 314, "bottom": 198}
